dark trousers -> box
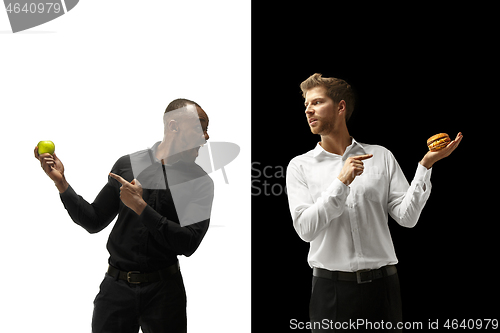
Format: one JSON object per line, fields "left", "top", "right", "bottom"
{"left": 310, "top": 272, "right": 402, "bottom": 332}
{"left": 92, "top": 270, "right": 187, "bottom": 333}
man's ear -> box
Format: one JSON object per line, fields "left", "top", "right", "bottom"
{"left": 167, "top": 119, "right": 179, "bottom": 133}
{"left": 337, "top": 100, "right": 347, "bottom": 117}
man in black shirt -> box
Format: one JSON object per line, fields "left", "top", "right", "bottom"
{"left": 34, "top": 99, "right": 213, "bottom": 333}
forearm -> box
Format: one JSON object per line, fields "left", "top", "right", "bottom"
{"left": 289, "top": 178, "right": 349, "bottom": 242}
{"left": 139, "top": 205, "right": 209, "bottom": 256}
{"left": 389, "top": 163, "right": 432, "bottom": 227}
{"left": 60, "top": 183, "right": 119, "bottom": 233}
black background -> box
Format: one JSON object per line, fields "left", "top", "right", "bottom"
{"left": 251, "top": 3, "right": 495, "bottom": 332}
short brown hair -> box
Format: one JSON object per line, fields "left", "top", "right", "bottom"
{"left": 300, "top": 73, "right": 355, "bottom": 121}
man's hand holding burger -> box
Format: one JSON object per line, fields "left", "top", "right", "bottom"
{"left": 420, "top": 132, "right": 463, "bottom": 169}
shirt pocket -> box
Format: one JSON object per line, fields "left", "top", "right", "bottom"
{"left": 360, "top": 173, "right": 386, "bottom": 203}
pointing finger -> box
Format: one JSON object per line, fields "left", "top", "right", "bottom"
{"left": 352, "top": 154, "right": 373, "bottom": 160}
{"left": 109, "top": 173, "right": 129, "bottom": 185}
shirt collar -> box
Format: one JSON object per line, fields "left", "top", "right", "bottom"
{"left": 148, "top": 141, "right": 163, "bottom": 164}
{"left": 148, "top": 141, "right": 174, "bottom": 166}
{"left": 148, "top": 141, "right": 192, "bottom": 167}
{"left": 312, "top": 137, "right": 366, "bottom": 159}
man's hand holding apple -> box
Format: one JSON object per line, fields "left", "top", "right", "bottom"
{"left": 34, "top": 146, "right": 68, "bottom": 193}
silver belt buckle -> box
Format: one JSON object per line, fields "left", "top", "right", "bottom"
{"left": 356, "top": 269, "right": 372, "bottom": 284}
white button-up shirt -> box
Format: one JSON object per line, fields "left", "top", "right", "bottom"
{"left": 286, "top": 138, "right": 432, "bottom": 272}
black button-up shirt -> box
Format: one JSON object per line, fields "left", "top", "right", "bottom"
{"left": 60, "top": 142, "right": 214, "bottom": 272}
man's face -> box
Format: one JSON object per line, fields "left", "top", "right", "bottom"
{"left": 304, "top": 86, "right": 337, "bottom": 136}
{"left": 178, "top": 106, "right": 210, "bottom": 162}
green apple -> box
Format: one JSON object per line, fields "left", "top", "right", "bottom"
{"left": 37, "top": 140, "right": 55, "bottom": 155}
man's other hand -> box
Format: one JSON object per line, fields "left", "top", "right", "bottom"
{"left": 337, "top": 154, "right": 373, "bottom": 186}
{"left": 109, "top": 173, "right": 146, "bottom": 215}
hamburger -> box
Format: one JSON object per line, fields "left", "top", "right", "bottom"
{"left": 427, "top": 133, "right": 451, "bottom": 152}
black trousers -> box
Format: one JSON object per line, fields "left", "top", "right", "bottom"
{"left": 310, "top": 271, "right": 403, "bottom": 332}
{"left": 92, "top": 270, "right": 187, "bottom": 333}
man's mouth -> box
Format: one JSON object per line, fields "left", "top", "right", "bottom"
{"left": 309, "top": 118, "right": 318, "bottom": 125}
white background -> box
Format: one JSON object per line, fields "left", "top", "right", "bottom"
{"left": 0, "top": 1, "right": 250, "bottom": 332}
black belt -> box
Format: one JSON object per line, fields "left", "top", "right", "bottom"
{"left": 313, "top": 265, "right": 397, "bottom": 284}
{"left": 107, "top": 262, "right": 180, "bottom": 284}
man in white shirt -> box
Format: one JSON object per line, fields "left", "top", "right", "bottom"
{"left": 286, "top": 73, "right": 462, "bottom": 332}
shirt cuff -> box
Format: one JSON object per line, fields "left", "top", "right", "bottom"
{"left": 139, "top": 204, "right": 163, "bottom": 234}
{"left": 59, "top": 184, "right": 77, "bottom": 202}
{"left": 415, "top": 162, "right": 432, "bottom": 183}
{"left": 326, "top": 177, "right": 350, "bottom": 198}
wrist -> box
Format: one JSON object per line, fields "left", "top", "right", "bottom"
{"left": 419, "top": 156, "right": 435, "bottom": 169}
{"left": 337, "top": 175, "right": 350, "bottom": 186}
{"left": 134, "top": 199, "right": 147, "bottom": 216}
{"left": 55, "top": 177, "right": 69, "bottom": 193}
